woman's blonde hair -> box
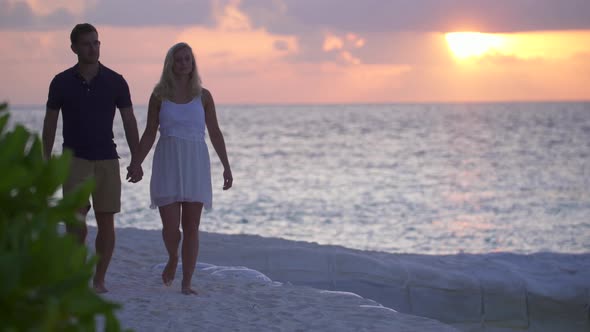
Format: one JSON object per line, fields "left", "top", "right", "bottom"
{"left": 153, "top": 42, "right": 202, "bottom": 100}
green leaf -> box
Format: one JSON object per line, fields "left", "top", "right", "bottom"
{"left": 0, "top": 113, "right": 9, "bottom": 135}
{"left": 0, "top": 102, "right": 127, "bottom": 331}
{"left": 0, "top": 253, "right": 23, "bottom": 297}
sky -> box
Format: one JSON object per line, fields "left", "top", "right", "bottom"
{"left": 1, "top": 0, "right": 589, "bottom": 105}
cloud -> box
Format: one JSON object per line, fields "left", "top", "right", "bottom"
{"left": 239, "top": 0, "right": 590, "bottom": 33}
{"left": 0, "top": 0, "right": 215, "bottom": 29}
{"left": 2, "top": 0, "right": 589, "bottom": 104}
{"left": 273, "top": 39, "right": 290, "bottom": 51}
{"left": 353, "top": 32, "right": 454, "bottom": 66}
{"left": 0, "top": 0, "right": 76, "bottom": 29}
{"left": 233, "top": 1, "right": 590, "bottom": 66}
{"left": 4, "top": 0, "right": 590, "bottom": 32}
{"left": 84, "top": 0, "right": 214, "bottom": 27}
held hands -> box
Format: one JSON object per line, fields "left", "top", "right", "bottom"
{"left": 223, "top": 169, "right": 233, "bottom": 190}
{"left": 126, "top": 163, "right": 143, "bottom": 183}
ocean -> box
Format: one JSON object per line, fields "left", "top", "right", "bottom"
{"left": 7, "top": 102, "right": 590, "bottom": 255}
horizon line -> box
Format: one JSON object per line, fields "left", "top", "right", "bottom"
{"left": 5, "top": 98, "right": 590, "bottom": 109}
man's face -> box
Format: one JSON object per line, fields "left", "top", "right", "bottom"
{"left": 72, "top": 31, "right": 100, "bottom": 64}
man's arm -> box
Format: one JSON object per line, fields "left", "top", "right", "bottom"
{"left": 119, "top": 106, "right": 142, "bottom": 182}
{"left": 119, "top": 106, "right": 140, "bottom": 157}
{"left": 42, "top": 107, "right": 60, "bottom": 160}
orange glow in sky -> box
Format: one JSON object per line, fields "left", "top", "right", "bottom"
{"left": 1, "top": 1, "right": 589, "bottom": 104}
{"left": 446, "top": 30, "right": 590, "bottom": 61}
{"left": 445, "top": 32, "right": 505, "bottom": 59}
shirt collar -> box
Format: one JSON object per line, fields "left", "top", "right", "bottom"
{"left": 71, "top": 62, "right": 103, "bottom": 80}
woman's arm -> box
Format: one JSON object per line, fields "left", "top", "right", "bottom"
{"left": 203, "top": 88, "right": 233, "bottom": 190}
{"left": 129, "top": 93, "right": 161, "bottom": 174}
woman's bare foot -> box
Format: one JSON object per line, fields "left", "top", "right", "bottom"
{"left": 162, "top": 256, "right": 178, "bottom": 286}
{"left": 181, "top": 287, "right": 198, "bottom": 295}
{"left": 181, "top": 279, "right": 197, "bottom": 295}
{"left": 93, "top": 282, "right": 108, "bottom": 294}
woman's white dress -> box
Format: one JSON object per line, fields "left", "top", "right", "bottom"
{"left": 150, "top": 95, "right": 212, "bottom": 210}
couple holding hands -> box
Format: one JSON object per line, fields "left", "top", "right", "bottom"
{"left": 42, "top": 23, "right": 232, "bottom": 295}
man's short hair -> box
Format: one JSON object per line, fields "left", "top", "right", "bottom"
{"left": 70, "top": 23, "right": 98, "bottom": 45}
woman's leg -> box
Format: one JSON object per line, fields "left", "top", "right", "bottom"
{"left": 180, "top": 201, "right": 203, "bottom": 294}
{"left": 158, "top": 202, "right": 181, "bottom": 286}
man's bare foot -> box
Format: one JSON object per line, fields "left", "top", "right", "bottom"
{"left": 181, "top": 287, "right": 198, "bottom": 295}
{"left": 93, "top": 283, "right": 108, "bottom": 294}
{"left": 162, "top": 256, "right": 178, "bottom": 286}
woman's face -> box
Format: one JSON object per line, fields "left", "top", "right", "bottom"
{"left": 172, "top": 47, "right": 193, "bottom": 76}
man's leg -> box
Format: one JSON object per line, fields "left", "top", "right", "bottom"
{"left": 63, "top": 157, "right": 92, "bottom": 244}
{"left": 93, "top": 212, "right": 115, "bottom": 293}
{"left": 65, "top": 206, "right": 90, "bottom": 244}
{"left": 91, "top": 159, "right": 121, "bottom": 294}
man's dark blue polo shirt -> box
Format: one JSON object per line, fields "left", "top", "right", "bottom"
{"left": 46, "top": 63, "right": 132, "bottom": 160}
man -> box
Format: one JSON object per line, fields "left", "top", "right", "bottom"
{"left": 42, "top": 23, "right": 143, "bottom": 293}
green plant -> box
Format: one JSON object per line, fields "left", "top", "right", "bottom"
{"left": 0, "top": 103, "right": 125, "bottom": 331}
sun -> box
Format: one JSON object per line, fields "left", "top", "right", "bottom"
{"left": 445, "top": 32, "right": 505, "bottom": 59}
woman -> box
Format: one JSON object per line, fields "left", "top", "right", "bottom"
{"left": 129, "top": 42, "right": 232, "bottom": 295}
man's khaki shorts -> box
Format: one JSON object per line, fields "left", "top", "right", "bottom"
{"left": 63, "top": 157, "right": 121, "bottom": 213}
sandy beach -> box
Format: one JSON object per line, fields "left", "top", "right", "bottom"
{"left": 4, "top": 0, "right": 589, "bottom": 330}
{"left": 93, "top": 226, "right": 456, "bottom": 331}
{"left": 88, "top": 226, "right": 590, "bottom": 332}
